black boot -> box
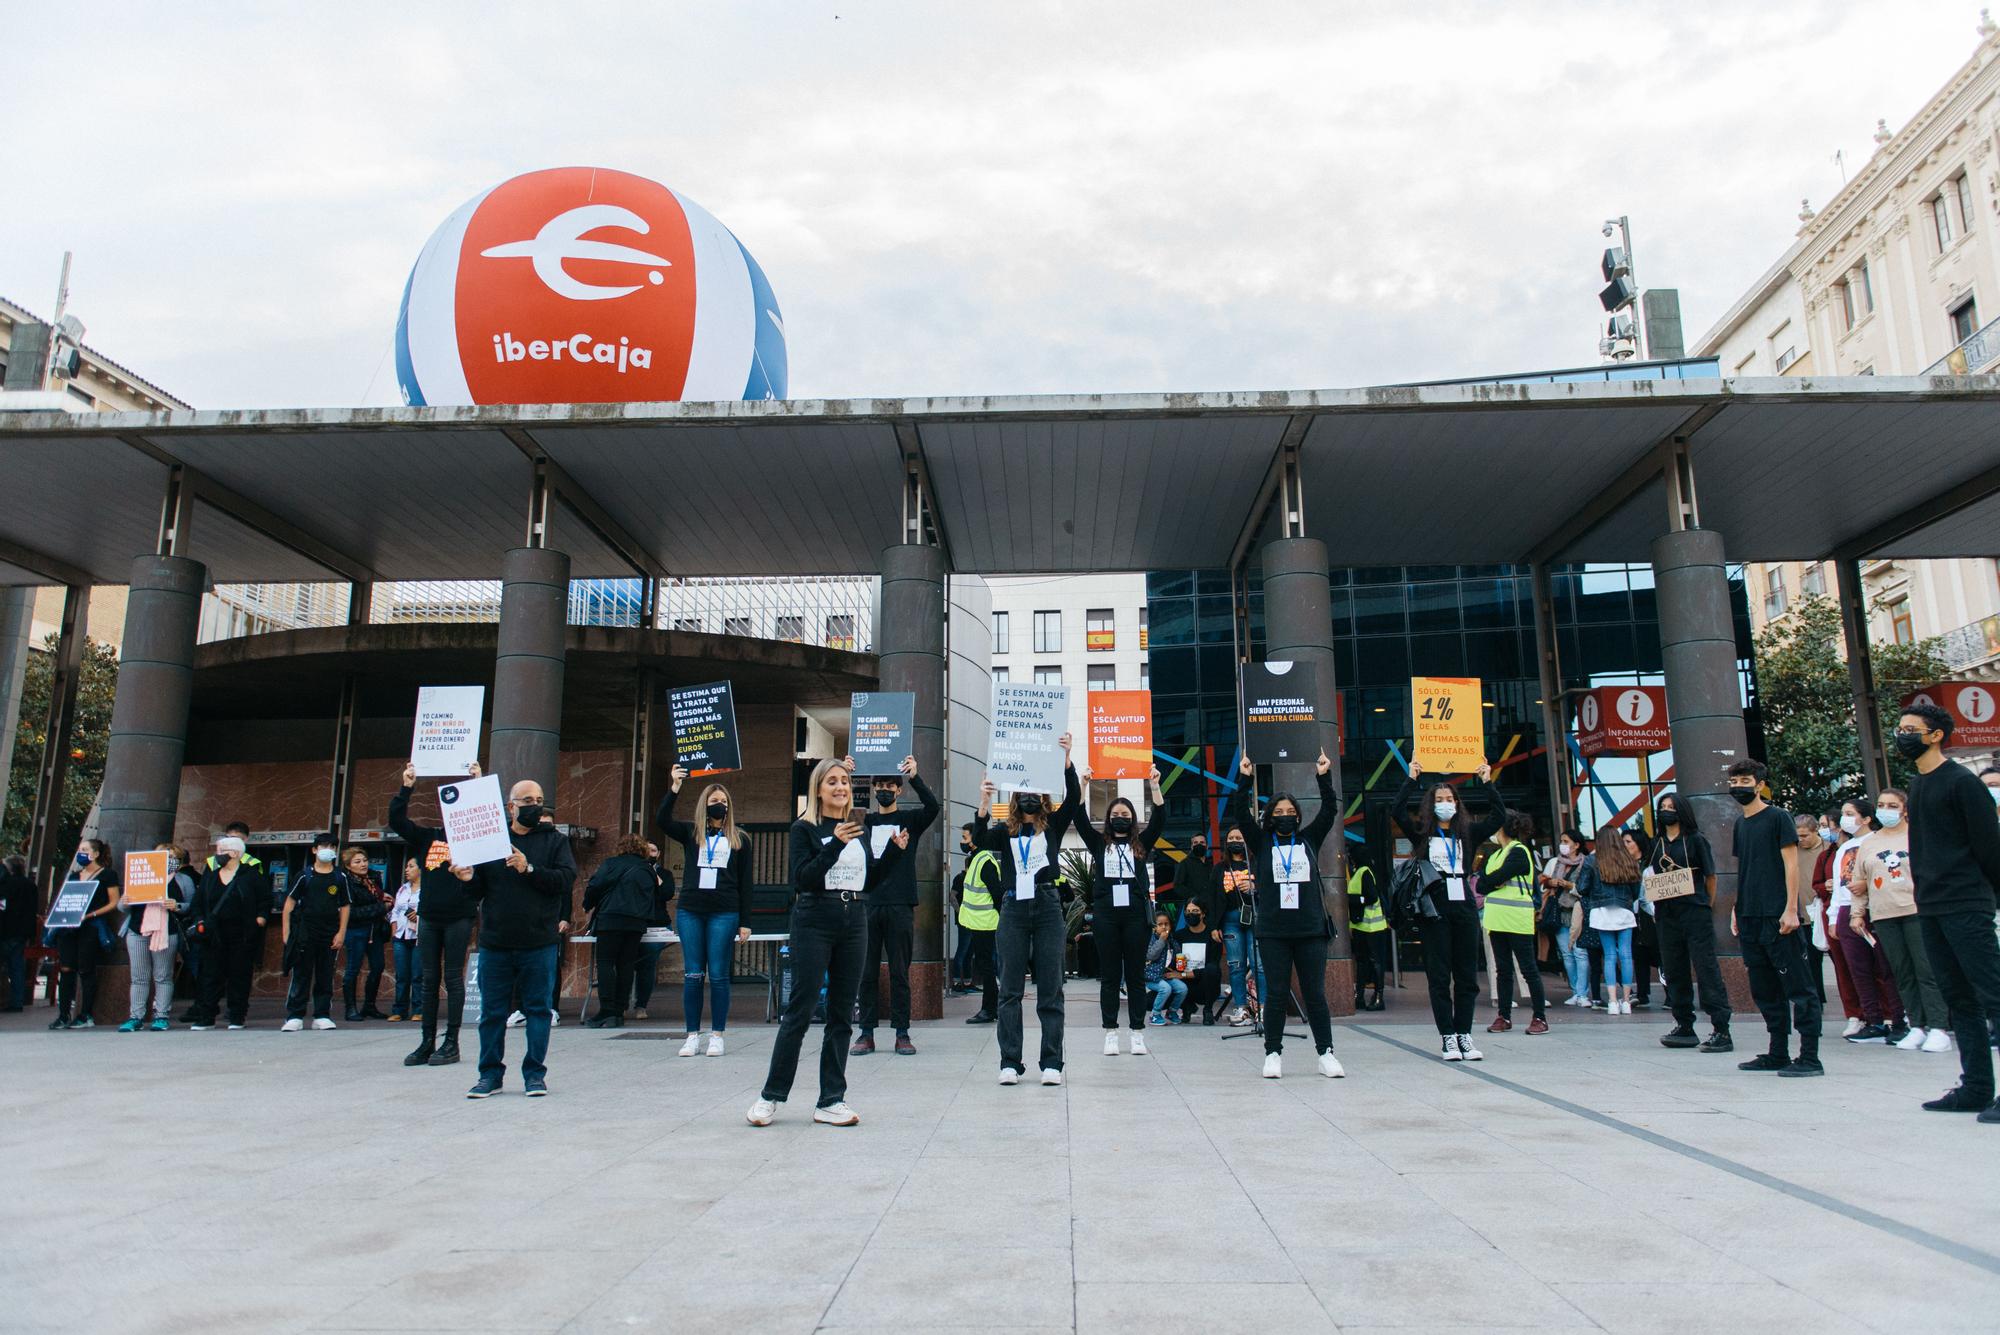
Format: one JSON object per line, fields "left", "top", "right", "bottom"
{"left": 1739, "top": 1036, "right": 1790, "bottom": 1071}
{"left": 1660, "top": 1023, "right": 1699, "bottom": 1049}
{"left": 428, "top": 1034, "right": 461, "bottom": 1065}
{"left": 1780, "top": 1038, "right": 1824, "bottom": 1077}
{"left": 362, "top": 974, "right": 389, "bottom": 1020}
{"left": 343, "top": 979, "right": 362, "bottom": 1023}
{"left": 403, "top": 1039, "right": 436, "bottom": 1067}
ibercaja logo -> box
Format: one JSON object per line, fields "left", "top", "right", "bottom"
{"left": 396, "top": 166, "right": 788, "bottom": 407}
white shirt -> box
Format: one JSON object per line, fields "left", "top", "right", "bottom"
{"left": 1830, "top": 836, "right": 1869, "bottom": 911}
{"left": 391, "top": 884, "right": 421, "bottom": 940}
{"left": 1428, "top": 835, "right": 1467, "bottom": 901}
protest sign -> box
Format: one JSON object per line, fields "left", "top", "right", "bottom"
{"left": 1087, "top": 690, "right": 1153, "bottom": 780}
{"left": 438, "top": 773, "right": 514, "bottom": 867}
{"left": 849, "top": 692, "right": 915, "bottom": 774}
{"left": 44, "top": 879, "right": 99, "bottom": 930}
{"left": 122, "top": 850, "right": 173, "bottom": 906}
{"left": 1241, "top": 661, "right": 1319, "bottom": 762}
{"left": 1412, "top": 676, "right": 1485, "bottom": 771}
{"left": 990, "top": 681, "right": 1069, "bottom": 794}
{"left": 410, "top": 685, "right": 484, "bottom": 776}
{"left": 670, "top": 680, "right": 741, "bottom": 774}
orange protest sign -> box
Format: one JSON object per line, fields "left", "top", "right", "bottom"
{"left": 1411, "top": 676, "right": 1485, "bottom": 772}
{"left": 123, "top": 850, "right": 173, "bottom": 905}
{"left": 1086, "top": 691, "right": 1153, "bottom": 781}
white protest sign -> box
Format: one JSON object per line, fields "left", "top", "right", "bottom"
{"left": 410, "top": 686, "right": 484, "bottom": 777}
{"left": 437, "top": 773, "right": 514, "bottom": 867}
{"left": 990, "top": 681, "right": 1069, "bottom": 794}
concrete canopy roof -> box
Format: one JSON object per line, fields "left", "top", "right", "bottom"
{"left": 2, "top": 377, "right": 1997, "bottom": 587}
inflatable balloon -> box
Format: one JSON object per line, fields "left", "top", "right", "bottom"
{"left": 396, "top": 166, "right": 787, "bottom": 406}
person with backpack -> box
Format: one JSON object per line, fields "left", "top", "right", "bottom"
{"left": 1393, "top": 759, "right": 1503, "bottom": 1060}
{"left": 583, "top": 834, "right": 671, "bottom": 1029}
{"left": 1482, "top": 810, "right": 1548, "bottom": 1035}
{"left": 954, "top": 825, "right": 1000, "bottom": 1024}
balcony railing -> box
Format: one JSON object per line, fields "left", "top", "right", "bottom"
{"left": 1926, "top": 315, "right": 2000, "bottom": 375}
{"left": 1940, "top": 614, "right": 2000, "bottom": 670}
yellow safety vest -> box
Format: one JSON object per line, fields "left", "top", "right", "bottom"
{"left": 1481, "top": 843, "right": 1538, "bottom": 935}
{"left": 1348, "top": 866, "right": 1388, "bottom": 934}
{"left": 957, "top": 851, "right": 999, "bottom": 931}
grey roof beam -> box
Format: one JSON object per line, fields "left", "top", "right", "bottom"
{"left": 0, "top": 535, "right": 91, "bottom": 587}
{"left": 1227, "top": 412, "right": 1312, "bottom": 575}
{"left": 1520, "top": 401, "right": 1730, "bottom": 566}
{"left": 895, "top": 421, "right": 955, "bottom": 569}
{"left": 1832, "top": 458, "right": 2000, "bottom": 561}
{"left": 502, "top": 426, "right": 667, "bottom": 582}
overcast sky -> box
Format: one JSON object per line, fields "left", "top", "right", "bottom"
{"left": 4, "top": 2, "right": 1986, "bottom": 409}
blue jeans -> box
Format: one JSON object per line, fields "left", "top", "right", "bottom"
{"left": 1600, "top": 927, "right": 1635, "bottom": 989}
{"left": 680, "top": 911, "right": 740, "bottom": 1032}
{"left": 392, "top": 938, "right": 424, "bottom": 1014}
{"left": 342, "top": 927, "right": 384, "bottom": 1009}
{"left": 1223, "top": 919, "right": 1266, "bottom": 1012}
{"left": 477, "top": 944, "right": 557, "bottom": 1084}
{"left": 1557, "top": 924, "right": 1590, "bottom": 997}
{"left": 1148, "top": 978, "right": 1187, "bottom": 1014}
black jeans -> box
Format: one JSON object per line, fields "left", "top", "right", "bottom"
{"left": 1256, "top": 933, "right": 1332, "bottom": 1055}
{"left": 1740, "top": 916, "right": 1822, "bottom": 1053}
{"left": 1491, "top": 931, "right": 1546, "bottom": 1021}
{"left": 996, "top": 888, "right": 1067, "bottom": 1074}
{"left": 192, "top": 920, "right": 257, "bottom": 1025}
{"left": 1656, "top": 898, "right": 1731, "bottom": 1031}
{"left": 1632, "top": 912, "right": 1659, "bottom": 1003}
{"left": 1095, "top": 908, "right": 1149, "bottom": 1029}
{"left": 858, "top": 902, "right": 914, "bottom": 1035}
{"left": 417, "top": 917, "right": 473, "bottom": 1042}
{"left": 963, "top": 927, "right": 998, "bottom": 1012}
{"left": 1920, "top": 911, "right": 2000, "bottom": 1098}
{"left": 285, "top": 935, "right": 336, "bottom": 1019}
{"left": 1353, "top": 929, "right": 1392, "bottom": 991}
{"left": 762, "top": 895, "right": 866, "bottom": 1107}
{"left": 1424, "top": 903, "right": 1482, "bottom": 1034}
{"left": 594, "top": 928, "right": 644, "bottom": 1021}
{"left": 55, "top": 925, "right": 104, "bottom": 1020}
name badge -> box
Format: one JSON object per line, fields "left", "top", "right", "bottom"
{"left": 1112, "top": 883, "right": 1130, "bottom": 908}
{"left": 1446, "top": 876, "right": 1466, "bottom": 902}
{"left": 1280, "top": 884, "right": 1300, "bottom": 910}
{"left": 699, "top": 869, "right": 718, "bottom": 890}
{"left": 1016, "top": 875, "right": 1036, "bottom": 901}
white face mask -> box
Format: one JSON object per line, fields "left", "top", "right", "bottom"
{"left": 1559, "top": 843, "right": 1574, "bottom": 857}
{"left": 315, "top": 847, "right": 336, "bottom": 864}
{"left": 1878, "top": 809, "right": 1903, "bottom": 827}
{"left": 1839, "top": 814, "right": 1861, "bottom": 835}
{"left": 1434, "top": 803, "right": 1457, "bottom": 821}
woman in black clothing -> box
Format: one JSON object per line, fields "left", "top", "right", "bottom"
{"left": 1066, "top": 757, "right": 1166, "bottom": 1056}
{"left": 974, "top": 733, "right": 1079, "bottom": 1086}
{"left": 1393, "top": 758, "right": 1503, "bottom": 1061}
{"left": 1649, "top": 791, "right": 1732, "bottom": 1051}
{"left": 50, "top": 838, "right": 121, "bottom": 1029}
{"left": 658, "top": 763, "right": 755, "bottom": 1055}
{"left": 1175, "top": 898, "right": 1225, "bottom": 1023}
{"left": 748, "top": 758, "right": 907, "bottom": 1127}
{"left": 1230, "top": 748, "right": 1345, "bottom": 1080}
{"left": 341, "top": 847, "right": 391, "bottom": 1022}
{"left": 585, "top": 834, "right": 670, "bottom": 1028}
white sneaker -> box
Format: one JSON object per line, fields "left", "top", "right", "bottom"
{"left": 998, "top": 1067, "right": 1019, "bottom": 1085}
{"left": 1103, "top": 1031, "right": 1120, "bottom": 1056}
{"left": 1040, "top": 1068, "right": 1063, "bottom": 1086}
{"left": 1843, "top": 1016, "right": 1863, "bottom": 1038}
{"left": 549, "top": 1013, "right": 560, "bottom": 1027}
{"left": 507, "top": 1010, "right": 526, "bottom": 1028}
{"left": 1896, "top": 1027, "right": 1928, "bottom": 1051}
{"left": 311, "top": 1017, "right": 336, "bottom": 1031}
{"left": 280, "top": 1018, "right": 304, "bottom": 1032}
{"left": 679, "top": 1032, "right": 703, "bottom": 1057}
{"left": 226, "top": 1023, "right": 245, "bottom": 1031}
{"left": 1442, "top": 1035, "right": 1462, "bottom": 1061}
{"left": 1923, "top": 1028, "right": 1956, "bottom": 1053}
{"left": 1318, "top": 1051, "right": 1345, "bottom": 1078}
{"left": 1262, "top": 1052, "right": 1283, "bottom": 1078}
{"left": 746, "top": 1099, "right": 776, "bottom": 1126}
{"left": 1618, "top": 1000, "right": 1632, "bottom": 1016}
{"left": 813, "top": 1102, "right": 860, "bottom": 1126}
{"left": 1226, "top": 1007, "right": 1250, "bottom": 1026}
{"left": 1129, "top": 1031, "right": 1148, "bottom": 1056}
{"left": 1457, "top": 1034, "right": 1484, "bottom": 1061}
{"left": 706, "top": 1033, "right": 725, "bottom": 1057}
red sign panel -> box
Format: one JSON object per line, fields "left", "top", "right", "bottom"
{"left": 1575, "top": 685, "right": 1670, "bottom": 758}
{"left": 1901, "top": 681, "right": 2000, "bottom": 751}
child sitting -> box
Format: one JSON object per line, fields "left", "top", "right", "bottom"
{"left": 1145, "top": 911, "right": 1188, "bottom": 1025}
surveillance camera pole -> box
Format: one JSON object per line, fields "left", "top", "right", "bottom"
{"left": 42, "top": 251, "right": 73, "bottom": 391}
{"left": 1604, "top": 216, "right": 1647, "bottom": 359}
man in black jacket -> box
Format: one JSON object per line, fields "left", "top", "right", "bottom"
{"left": 467, "top": 778, "right": 576, "bottom": 1099}
{"left": 390, "top": 761, "right": 484, "bottom": 1067}
{"left": 851, "top": 755, "right": 939, "bottom": 1057}
{"left": 0, "top": 854, "right": 37, "bottom": 1011}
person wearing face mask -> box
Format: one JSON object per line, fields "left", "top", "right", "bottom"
{"left": 1830, "top": 797, "right": 1908, "bottom": 1046}
{"left": 1174, "top": 895, "right": 1225, "bottom": 1023}
{"left": 954, "top": 824, "right": 1001, "bottom": 1023}
{"left": 182, "top": 822, "right": 267, "bottom": 1025}
{"left": 1812, "top": 809, "right": 1863, "bottom": 1028}
{"left": 119, "top": 843, "right": 193, "bottom": 1032}
{"left": 972, "top": 733, "right": 1079, "bottom": 1087}
{"left": 1347, "top": 853, "right": 1391, "bottom": 1012}
{"left": 280, "top": 835, "right": 353, "bottom": 1032}
{"left": 1174, "top": 834, "right": 1223, "bottom": 948}
{"left": 388, "top": 858, "right": 423, "bottom": 1023}
{"left": 1980, "top": 767, "right": 2000, "bottom": 801}
{"left": 1232, "top": 748, "right": 1345, "bottom": 1079}
{"left": 1852, "top": 788, "right": 1951, "bottom": 1053}
{"left": 1650, "top": 792, "right": 1731, "bottom": 1053}
{"left": 48, "top": 839, "right": 120, "bottom": 1029}
{"left": 851, "top": 755, "right": 939, "bottom": 1059}
{"left": 1725, "top": 760, "right": 1822, "bottom": 1077}
{"left": 1482, "top": 811, "right": 1548, "bottom": 1035}
{"left": 466, "top": 780, "right": 578, "bottom": 1099}
{"left": 657, "top": 764, "right": 750, "bottom": 1054}
{"left": 1069, "top": 758, "right": 1167, "bottom": 1054}
{"left": 1393, "top": 758, "right": 1504, "bottom": 1060}
{"left": 1220, "top": 828, "right": 1266, "bottom": 1026}
{"left": 1793, "top": 816, "right": 1831, "bottom": 1006}
{"left": 1541, "top": 830, "right": 1589, "bottom": 1005}
{"left": 185, "top": 833, "right": 267, "bottom": 1030}
{"left": 390, "top": 761, "right": 483, "bottom": 1066}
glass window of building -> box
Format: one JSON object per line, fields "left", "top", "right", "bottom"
{"left": 1800, "top": 563, "right": 1826, "bottom": 597}
{"left": 1033, "top": 610, "right": 1062, "bottom": 654}
{"left": 723, "top": 615, "right": 752, "bottom": 637}
{"left": 1033, "top": 665, "right": 1062, "bottom": 685}
{"left": 1087, "top": 664, "right": 1116, "bottom": 691}
{"left": 1950, "top": 295, "right": 1979, "bottom": 346}
{"left": 1763, "top": 567, "right": 1786, "bottom": 619}
{"left": 992, "top": 665, "right": 1009, "bottom": 683}
{"left": 1140, "top": 661, "right": 1150, "bottom": 690}
{"left": 1838, "top": 280, "right": 1856, "bottom": 330}
{"left": 1086, "top": 608, "right": 1115, "bottom": 650}
{"left": 827, "top": 614, "right": 856, "bottom": 649}
{"left": 991, "top": 610, "right": 1010, "bottom": 654}
{"left": 1138, "top": 606, "right": 1149, "bottom": 650}
{"left": 1890, "top": 598, "right": 1914, "bottom": 645}
{"left": 1858, "top": 258, "right": 1874, "bottom": 313}
{"left": 1958, "top": 173, "right": 1977, "bottom": 235}
{"left": 1935, "top": 189, "right": 1958, "bottom": 250}
{"left": 775, "top": 614, "right": 804, "bottom": 642}
{"left": 673, "top": 617, "right": 703, "bottom": 633}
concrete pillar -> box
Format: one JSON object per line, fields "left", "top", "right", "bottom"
{"left": 0, "top": 586, "right": 36, "bottom": 820}
{"left": 1260, "top": 536, "right": 1354, "bottom": 1014}
{"left": 1836, "top": 557, "right": 1889, "bottom": 796}
{"left": 1651, "top": 528, "right": 1754, "bottom": 1007}
{"left": 877, "top": 542, "right": 947, "bottom": 1021}
{"left": 1528, "top": 563, "right": 1575, "bottom": 838}
{"left": 97, "top": 555, "right": 205, "bottom": 859}
{"left": 488, "top": 547, "right": 570, "bottom": 805}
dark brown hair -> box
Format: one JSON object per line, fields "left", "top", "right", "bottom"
{"left": 1592, "top": 823, "right": 1640, "bottom": 883}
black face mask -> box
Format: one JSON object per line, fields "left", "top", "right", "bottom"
{"left": 1187, "top": 909, "right": 1203, "bottom": 924}
{"left": 1016, "top": 795, "right": 1043, "bottom": 817}
{"left": 1893, "top": 731, "right": 1930, "bottom": 761}
{"left": 1728, "top": 788, "right": 1756, "bottom": 807}
{"left": 1107, "top": 815, "right": 1134, "bottom": 836}
{"left": 706, "top": 802, "right": 729, "bottom": 822}
{"left": 1657, "top": 805, "right": 1678, "bottom": 826}
{"left": 1226, "top": 844, "right": 1246, "bottom": 862}
{"left": 1272, "top": 814, "right": 1300, "bottom": 837}
{"left": 514, "top": 803, "right": 545, "bottom": 826}
{"left": 875, "top": 789, "right": 898, "bottom": 808}
{"left": 1189, "top": 843, "right": 1207, "bottom": 859}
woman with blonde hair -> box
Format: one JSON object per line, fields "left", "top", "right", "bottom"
{"left": 973, "top": 733, "right": 1080, "bottom": 1086}
{"left": 119, "top": 843, "right": 194, "bottom": 1032}
{"left": 658, "top": 762, "right": 754, "bottom": 1055}
{"left": 748, "top": 756, "right": 908, "bottom": 1127}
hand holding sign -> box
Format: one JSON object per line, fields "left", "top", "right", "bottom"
{"left": 670, "top": 681, "right": 741, "bottom": 775}
{"left": 1411, "top": 676, "right": 1485, "bottom": 772}
{"left": 438, "top": 773, "right": 514, "bottom": 867}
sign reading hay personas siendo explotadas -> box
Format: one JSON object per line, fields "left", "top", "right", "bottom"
{"left": 990, "top": 681, "right": 1069, "bottom": 794}
{"left": 410, "top": 685, "right": 485, "bottom": 777}
{"left": 1241, "top": 661, "right": 1319, "bottom": 763}
{"left": 437, "top": 773, "right": 515, "bottom": 867}
{"left": 670, "top": 680, "right": 741, "bottom": 775}
{"left": 1411, "top": 676, "right": 1485, "bottom": 772}
{"left": 848, "top": 692, "right": 915, "bottom": 774}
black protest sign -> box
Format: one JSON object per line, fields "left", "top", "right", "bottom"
{"left": 1241, "top": 661, "right": 1320, "bottom": 763}
{"left": 45, "top": 879, "right": 99, "bottom": 930}
{"left": 670, "top": 680, "right": 741, "bottom": 775}
{"left": 849, "top": 692, "right": 915, "bottom": 774}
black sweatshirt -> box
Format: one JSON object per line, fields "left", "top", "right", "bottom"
{"left": 788, "top": 816, "right": 905, "bottom": 896}
{"left": 471, "top": 823, "right": 577, "bottom": 950}
{"left": 584, "top": 852, "right": 670, "bottom": 932}
{"left": 192, "top": 862, "right": 264, "bottom": 929}
{"left": 971, "top": 792, "right": 1077, "bottom": 903}
{"left": 861, "top": 773, "right": 940, "bottom": 907}
{"left": 656, "top": 786, "right": 755, "bottom": 919}
{"left": 1909, "top": 757, "right": 2000, "bottom": 916}
{"left": 1065, "top": 764, "right": 1165, "bottom": 916}
{"left": 1230, "top": 770, "right": 1339, "bottom": 939}
{"left": 389, "top": 786, "right": 479, "bottom": 923}
{"left": 0, "top": 870, "right": 37, "bottom": 938}
{"left": 1391, "top": 774, "right": 1504, "bottom": 910}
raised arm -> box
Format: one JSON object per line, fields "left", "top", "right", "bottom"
{"left": 904, "top": 762, "right": 941, "bottom": 839}
{"left": 654, "top": 764, "right": 697, "bottom": 853}
{"left": 1303, "top": 753, "right": 1338, "bottom": 847}
{"left": 1139, "top": 766, "right": 1166, "bottom": 847}
{"left": 1461, "top": 763, "right": 1502, "bottom": 842}
{"left": 1231, "top": 756, "right": 1267, "bottom": 854}
{"left": 1064, "top": 762, "right": 1101, "bottom": 851}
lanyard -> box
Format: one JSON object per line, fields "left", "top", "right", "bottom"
{"left": 1277, "top": 837, "right": 1299, "bottom": 880}
{"left": 704, "top": 834, "right": 728, "bottom": 866}
{"left": 1109, "top": 843, "right": 1132, "bottom": 877}
{"left": 1442, "top": 837, "right": 1458, "bottom": 875}
{"left": 1015, "top": 833, "right": 1036, "bottom": 876}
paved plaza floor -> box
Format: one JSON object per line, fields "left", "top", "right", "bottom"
{"left": 6, "top": 982, "right": 2000, "bottom": 1333}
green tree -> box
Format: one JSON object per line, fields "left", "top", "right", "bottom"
{"left": 1751, "top": 594, "right": 1952, "bottom": 815}
{"left": 0, "top": 635, "right": 121, "bottom": 861}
